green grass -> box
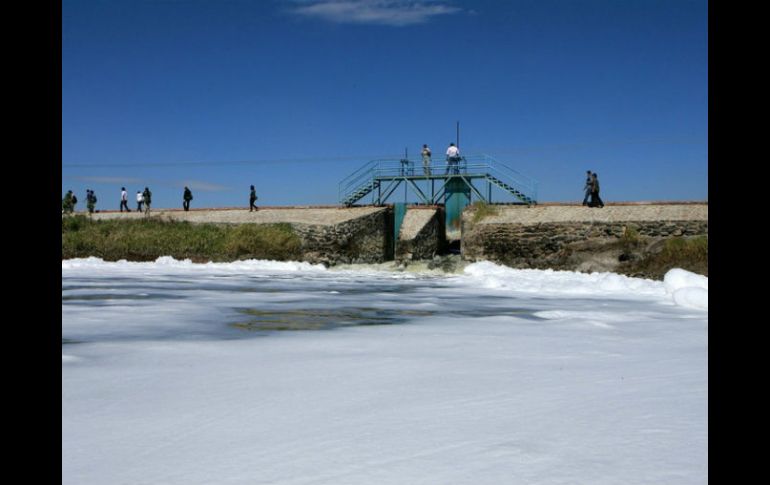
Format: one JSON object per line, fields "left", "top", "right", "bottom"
{"left": 469, "top": 201, "right": 499, "bottom": 223}
{"left": 62, "top": 216, "right": 302, "bottom": 262}
{"left": 620, "top": 235, "right": 708, "bottom": 279}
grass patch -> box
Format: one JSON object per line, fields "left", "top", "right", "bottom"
{"left": 62, "top": 216, "right": 302, "bottom": 262}
{"left": 469, "top": 201, "right": 499, "bottom": 223}
{"left": 620, "top": 235, "right": 708, "bottom": 279}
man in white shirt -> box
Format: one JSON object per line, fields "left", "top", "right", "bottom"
{"left": 445, "top": 143, "right": 460, "bottom": 174}
{"left": 136, "top": 190, "right": 144, "bottom": 212}
{"left": 120, "top": 187, "right": 131, "bottom": 212}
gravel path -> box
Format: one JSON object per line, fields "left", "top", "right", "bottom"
{"left": 474, "top": 203, "right": 708, "bottom": 225}
{"left": 86, "top": 206, "right": 386, "bottom": 226}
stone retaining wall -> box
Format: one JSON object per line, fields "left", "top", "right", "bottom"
{"left": 292, "top": 208, "right": 393, "bottom": 265}
{"left": 461, "top": 204, "right": 708, "bottom": 272}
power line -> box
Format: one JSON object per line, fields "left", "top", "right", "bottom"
{"left": 62, "top": 154, "right": 399, "bottom": 169}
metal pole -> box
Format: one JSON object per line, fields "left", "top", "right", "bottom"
{"left": 456, "top": 121, "right": 459, "bottom": 148}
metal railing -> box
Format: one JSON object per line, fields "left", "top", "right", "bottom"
{"left": 338, "top": 154, "right": 538, "bottom": 205}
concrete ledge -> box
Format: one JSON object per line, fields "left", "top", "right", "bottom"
{"left": 87, "top": 207, "right": 388, "bottom": 226}
{"left": 474, "top": 203, "right": 708, "bottom": 226}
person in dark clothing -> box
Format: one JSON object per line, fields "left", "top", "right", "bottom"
{"left": 142, "top": 187, "right": 152, "bottom": 214}
{"left": 86, "top": 189, "right": 97, "bottom": 214}
{"left": 62, "top": 190, "right": 74, "bottom": 214}
{"left": 589, "top": 172, "right": 604, "bottom": 208}
{"left": 249, "top": 185, "right": 258, "bottom": 212}
{"left": 183, "top": 186, "right": 193, "bottom": 211}
{"left": 582, "top": 170, "right": 592, "bottom": 206}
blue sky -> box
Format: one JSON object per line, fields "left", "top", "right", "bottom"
{"left": 62, "top": 0, "right": 707, "bottom": 209}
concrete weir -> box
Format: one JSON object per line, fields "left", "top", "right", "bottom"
{"left": 394, "top": 206, "right": 445, "bottom": 261}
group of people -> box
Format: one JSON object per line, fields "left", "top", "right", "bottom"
{"left": 64, "top": 185, "right": 259, "bottom": 214}
{"left": 120, "top": 187, "right": 153, "bottom": 213}
{"left": 62, "top": 189, "right": 99, "bottom": 214}
{"left": 418, "top": 142, "right": 462, "bottom": 176}
{"left": 582, "top": 170, "right": 604, "bottom": 208}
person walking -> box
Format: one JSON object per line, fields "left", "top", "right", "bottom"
{"left": 445, "top": 142, "right": 460, "bottom": 174}
{"left": 249, "top": 185, "right": 258, "bottom": 212}
{"left": 120, "top": 187, "right": 130, "bottom": 212}
{"left": 142, "top": 187, "right": 152, "bottom": 214}
{"left": 582, "top": 170, "right": 593, "bottom": 206}
{"left": 183, "top": 186, "right": 193, "bottom": 211}
{"left": 86, "top": 189, "right": 97, "bottom": 214}
{"left": 136, "top": 190, "right": 144, "bottom": 212}
{"left": 62, "top": 190, "right": 74, "bottom": 214}
{"left": 589, "top": 172, "right": 604, "bottom": 208}
{"left": 422, "top": 144, "right": 432, "bottom": 176}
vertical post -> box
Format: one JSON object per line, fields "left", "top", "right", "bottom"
{"left": 456, "top": 121, "right": 460, "bottom": 148}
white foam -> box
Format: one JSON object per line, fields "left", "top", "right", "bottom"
{"left": 62, "top": 257, "right": 708, "bottom": 484}
{"left": 462, "top": 260, "right": 665, "bottom": 299}
{"left": 62, "top": 256, "right": 327, "bottom": 274}
{"left": 664, "top": 268, "right": 708, "bottom": 310}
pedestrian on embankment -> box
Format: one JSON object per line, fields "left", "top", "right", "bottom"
{"left": 86, "top": 189, "right": 97, "bottom": 214}
{"left": 249, "top": 185, "right": 258, "bottom": 212}
{"left": 136, "top": 191, "right": 143, "bottom": 212}
{"left": 62, "top": 190, "right": 74, "bottom": 214}
{"left": 120, "top": 187, "right": 130, "bottom": 212}
{"left": 589, "top": 172, "right": 604, "bottom": 208}
{"left": 582, "top": 170, "right": 592, "bottom": 206}
{"left": 142, "top": 187, "right": 152, "bottom": 214}
{"left": 183, "top": 186, "right": 193, "bottom": 211}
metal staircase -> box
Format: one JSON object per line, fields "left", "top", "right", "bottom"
{"left": 485, "top": 175, "right": 537, "bottom": 206}
{"left": 341, "top": 180, "right": 381, "bottom": 206}
{"left": 338, "top": 154, "right": 538, "bottom": 206}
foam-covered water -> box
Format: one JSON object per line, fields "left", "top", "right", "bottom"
{"left": 62, "top": 258, "right": 707, "bottom": 484}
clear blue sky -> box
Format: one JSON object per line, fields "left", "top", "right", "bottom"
{"left": 62, "top": 0, "right": 707, "bottom": 209}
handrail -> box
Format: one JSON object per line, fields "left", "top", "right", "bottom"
{"left": 339, "top": 154, "right": 538, "bottom": 204}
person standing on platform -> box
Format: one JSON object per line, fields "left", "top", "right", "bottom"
{"left": 445, "top": 142, "right": 460, "bottom": 174}
{"left": 422, "top": 144, "right": 432, "bottom": 176}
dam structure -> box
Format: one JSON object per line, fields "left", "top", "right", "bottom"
{"left": 75, "top": 154, "right": 705, "bottom": 271}
{"left": 338, "top": 154, "right": 538, "bottom": 241}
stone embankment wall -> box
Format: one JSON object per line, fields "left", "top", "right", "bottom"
{"left": 89, "top": 206, "right": 393, "bottom": 266}
{"left": 293, "top": 208, "right": 393, "bottom": 265}
{"left": 461, "top": 203, "right": 708, "bottom": 273}
{"left": 82, "top": 202, "right": 708, "bottom": 272}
